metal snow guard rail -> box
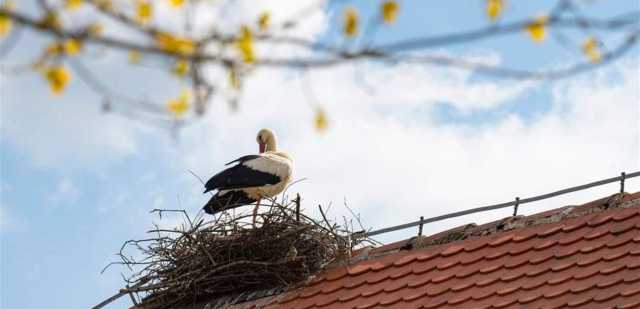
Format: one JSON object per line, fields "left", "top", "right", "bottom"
{"left": 357, "top": 171, "right": 640, "bottom": 238}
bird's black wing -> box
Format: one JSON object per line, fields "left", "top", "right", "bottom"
{"left": 225, "top": 155, "right": 261, "bottom": 166}
{"left": 204, "top": 156, "right": 280, "bottom": 193}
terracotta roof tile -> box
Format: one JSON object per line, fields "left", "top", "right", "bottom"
{"left": 193, "top": 192, "right": 640, "bottom": 309}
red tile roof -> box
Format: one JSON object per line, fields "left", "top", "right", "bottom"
{"left": 197, "top": 192, "right": 640, "bottom": 309}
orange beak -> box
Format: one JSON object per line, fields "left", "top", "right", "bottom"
{"left": 259, "top": 142, "right": 266, "bottom": 153}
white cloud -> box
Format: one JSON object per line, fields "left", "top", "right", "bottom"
{"left": 177, "top": 59, "right": 639, "bottom": 243}
{"left": 0, "top": 75, "right": 140, "bottom": 168}
{"left": 48, "top": 178, "right": 81, "bottom": 205}
{"left": 306, "top": 60, "right": 534, "bottom": 112}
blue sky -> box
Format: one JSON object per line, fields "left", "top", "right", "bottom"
{"left": 1, "top": 1, "right": 639, "bottom": 308}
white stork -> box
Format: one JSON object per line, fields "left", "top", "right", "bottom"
{"left": 202, "top": 129, "right": 293, "bottom": 222}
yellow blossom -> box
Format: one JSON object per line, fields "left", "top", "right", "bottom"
{"left": 235, "top": 26, "right": 255, "bottom": 64}
{"left": 486, "top": 0, "right": 503, "bottom": 21}
{"left": 168, "top": 0, "right": 184, "bottom": 8}
{"left": 343, "top": 7, "right": 358, "bottom": 38}
{"left": 128, "top": 50, "right": 142, "bottom": 63}
{"left": 45, "top": 39, "right": 82, "bottom": 56}
{"left": 258, "top": 12, "right": 270, "bottom": 31}
{"left": 136, "top": 1, "right": 152, "bottom": 24}
{"left": 44, "top": 66, "right": 71, "bottom": 95}
{"left": 172, "top": 59, "right": 189, "bottom": 77}
{"left": 167, "top": 89, "right": 190, "bottom": 117}
{"left": 64, "top": 39, "right": 82, "bottom": 55}
{"left": 314, "top": 107, "right": 329, "bottom": 132}
{"left": 0, "top": 1, "right": 16, "bottom": 37}
{"left": 525, "top": 15, "right": 548, "bottom": 42}
{"left": 381, "top": 1, "right": 399, "bottom": 24}
{"left": 582, "top": 37, "right": 602, "bottom": 63}
{"left": 65, "top": 0, "right": 83, "bottom": 10}
{"left": 155, "top": 32, "right": 195, "bottom": 56}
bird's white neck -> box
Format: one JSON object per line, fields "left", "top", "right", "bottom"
{"left": 265, "top": 137, "right": 277, "bottom": 152}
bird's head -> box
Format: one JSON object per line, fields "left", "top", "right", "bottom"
{"left": 256, "top": 128, "right": 276, "bottom": 153}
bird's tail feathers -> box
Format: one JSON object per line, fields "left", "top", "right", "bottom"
{"left": 203, "top": 190, "right": 257, "bottom": 215}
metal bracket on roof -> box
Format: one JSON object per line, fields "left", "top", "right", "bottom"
{"left": 513, "top": 197, "right": 520, "bottom": 217}
{"left": 418, "top": 216, "right": 424, "bottom": 237}
{"left": 620, "top": 172, "right": 626, "bottom": 194}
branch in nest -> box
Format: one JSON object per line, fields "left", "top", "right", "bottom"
{"left": 97, "top": 195, "right": 371, "bottom": 309}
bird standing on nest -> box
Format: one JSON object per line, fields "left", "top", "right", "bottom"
{"left": 202, "top": 129, "right": 293, "bottom": 224}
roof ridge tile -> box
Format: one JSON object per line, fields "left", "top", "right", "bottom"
{"left": 435, "top": 260, "right": 458, "bottom": 271}
{"left": 489, "top": 234, "right": 514, "bottom": 247}
{"left": 557, "top": 233, "right": 583, "bottom": 245}
{"left": 512, "top": 232, "right": 536, "bottom": 242}
{"left": 440, "top": 244, "right": 465, "bottom": 256}
{"left": 561, "top": 221, "right": 587, "bottom": 232}
{"left": 613, "top": 209, "right": 640, "bottom": 221}
{"left": 586, "top": 213, "right": 615, "bottom": 227}
{"left": 538, "top": 226, "right": 564, "bottom": 237}
{"left": 534, "top": 239, "right": 558, "bottom": 250}
{"left": 392, "top": 254, "right": 417, "bottom": 267}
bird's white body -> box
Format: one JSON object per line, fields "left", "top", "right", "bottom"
{"left": 220, "top": 151, "right": 293, "bottom": 200}
{"left": 203, "top": 129, "right": 294, "bottom": 216}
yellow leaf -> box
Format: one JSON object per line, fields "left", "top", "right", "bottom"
{"left": 343, "top": 7, "right": 358, "bottom": 38}
{"left": 167, "top": 89, "right": 190, "bottom": 117}
{"left": 235, "top": 26, "right": 255, "bottom": 64}
{"left": 582, "top": 37, "right": 602, "bottom": 63}
{"left": 381, "top": 1, "right": 399, "bottom": 24}
{"left": 128, "top": 50, "right": 142, "bottom": 63}
{"left": 314, "top": 107, "right": 329, "bottom": 132}
{"left": 525, "top": 15, "right": 548, "bottom": 42}
{"left": 0, "top": 17, "right": 11, "bottom": 37}
{"left": 65, "top": 0, "right": 83, "bottom": 10}
{"left": 168, "top": 0, "right": 184, "bottom": 8}
{"left": 155, "top": 32, "right": 195, "bottom": 56}
{"left": 486, "top": 0, "right": 503, "bottom": 21}
{"left": 136, "top": 1, "right": 152, "bottom": 24}
{"left": 44, "top": 66, "right": 71, "bottom": 95}
{"left": 172, "top": 59, "right": 189, "bottom": 77}
{"left": 64, "top": 39, "right": 82, "bottom": 55}
{"left": 0, "top": 1, "right": 16, "bottom": 37}
{"left": 258, "top": 12, "right": 270, "bottom": 31}
{"left": 46, "top": 40, "right": 82, "bottom": 56}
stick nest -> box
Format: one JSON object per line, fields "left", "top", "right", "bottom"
{"left": 108, "top": 196, "right": 369, "bottom": 309}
